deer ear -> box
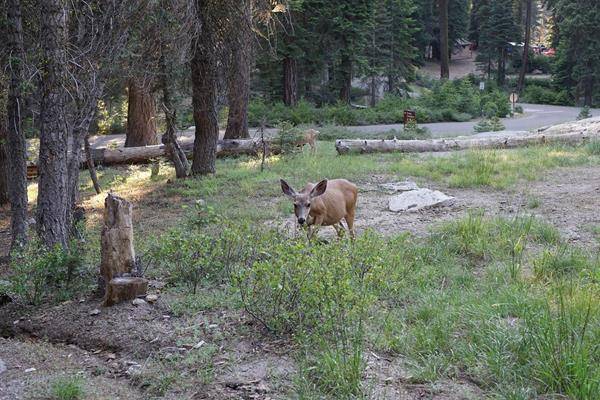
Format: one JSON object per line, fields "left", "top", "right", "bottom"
{"left": 280, "top": 179, "right": 296, "bottom": 197}
{"left": 310, "top": 179, "right": 328, "bottom": 198}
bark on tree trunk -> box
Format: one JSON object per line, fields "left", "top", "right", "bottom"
{"left": 6, "top": 0, "right": 29, "bottom": 246}
{"left": 37, "top": 0, "right": 70, "bottom": 248}
{"left": 339, "top": 53, "right": 352, "bottom": 104}
{"left": 100, "top": 193, "right": 147, "bottom": 306}
{"left": 160, "top": 53, "right": 189, "bottom": 178}
{"left": 224, "top": 0, "right": 251, "bottom": 140}
{"left": 0, "top": 114, "right": 9, "bottom": 206}
{"left": 190, "top": 3, "right": 219, "bottom": 176}
{"left": 125, "top": 78, "right": 157, "bottom": 147}
{"left": 84, "top": 135, "right": 101, "bottom": 193}
{"left": 282, "top": 57, "right": 298, "bottom": 106}
{"left": 439, "top": 0, "right": 450, "bottom": 79}
{"left": 583, "top": 76, "right": 594, "bottom": 107}
{"left": 517, "top": 0, "right": 532, "bottom": 93}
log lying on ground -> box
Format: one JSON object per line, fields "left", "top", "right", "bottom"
{"left": 90, "top": 138, "right": 273, "bottom": 166}
{"left": 336, "top": 128, "right": 600, "bottom": 155}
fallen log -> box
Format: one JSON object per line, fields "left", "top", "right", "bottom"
{"left": 335, "top": 130, "right": 600, "bottom": 155}
{"left": 25, "top": 139, "right": 275, "bottom": 178}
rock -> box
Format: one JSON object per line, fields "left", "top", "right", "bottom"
{"left": 132, "top": 298, "right": 147, "bottom": 306}
{"left": 379, "top": 180, "right": 419, "bottom": 193}
{"left": 126, "top": 364, "right": 143, "bottom": 377}
{"left": 196, "top": 199, "right": 206, "bottom": 207}
{"left": 193, "top": 340, "right": 206, "bottom": 349}
{"left": 389, "top": 189, "right": 454, "bottom": 212}
{"left": 24, "top": 367, "right": 36, "bottom": 373}
{"left": 0, "top": 359, "right": 6, "bottom": 374}
{"left": 89, "top": 308, "right": 101, "bottom": 316}
{"left": 145, "top": 294, "right": 158, "bottom": 303}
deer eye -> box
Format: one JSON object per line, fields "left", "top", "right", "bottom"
{"left": 307, "top": 203, "right": 311, "bottom": 207}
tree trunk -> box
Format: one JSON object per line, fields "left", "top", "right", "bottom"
{"left": 6, "top": 0, "right": 29, "bottom": 246}
{"left": 439, "top": 0, "right": 450, "bottom": 79}
{"left": 335, "top": 130, "right": 600, "bottom": 155}
{"left": 583, "top": 76, "right": 594, "bottom": 107}
{"left": 190, "top": 3, "right": 219, "bottom": 176}
{"left": 497, "top": 47, "right": 506, "bottom": 86}
{"left": 0, "top": 129, "right": 8, "bottom": 207}
{"left": 282, "top": 57, "right": 298, "bottom": 106}
{"left": 339, "top": 53, "right": 352, "bottom": 104}
{"left": 370, "top": 75, "right": 377, "bottom": 107}
{"left": 160, "top": 53, "right": 189, "bottom": 178}
{"left": 224, "top": 0, "right": 251, "bottom": 140}
{"left": 37, "top": 0, "right": 69, "bottom": 249}
{"left": 517, "top": 0, "right": 532, "bottom": 93}
{"left": 84, "top": 135, "right": 101, "bottom": 193}
{"left": 125, "top": 78, "right": 157, "bottom": 147}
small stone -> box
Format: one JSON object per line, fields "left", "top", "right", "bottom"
{"left": 126, "top": 364, "right": 142, "bottom": 377}
{"left": 106, "top": 353, "right": 116, "bottom": 360}
{"left": 24, "top": 367, "right": 36, "bottom": 373}
{"left": 132, "top": 298, "right": 147, "bottom": 306}
{"left": 193, "top": 340, "right": 206, "bottom": 349}
{"left": 145, "top": 294, "right": 158, "bottom": 303}
{"left": 89, "top": 308, "right": 101, "bottom": 316}
{"left": 208, "top": 324, "right": 218, "bottom": 329}
{"left": 384, "top": 377, "right": 394, "bottom": 384}
{"left": 196, "top": 199, "right": 206, "bottom": 207}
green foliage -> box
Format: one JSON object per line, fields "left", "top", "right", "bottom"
{"left": 474, "top": 116, "right": 505, "bottom": 133}
{"left": 7, "top": 239, "right": 86, "bottom": 305}
{"left": 549, "top": 1, "right": 600, "bottom": 106}
{"left": 49, "top": 376, "right": 85, "bottom": 400}
{"left": 521, "top": 84, "right": 574, "bottom": 106}
{"left": 249, "top": 79, "right": 508, "bottom": 127}
{"left": 577, "top": 106, "right": 592, "bottom": 121}
{"left": 523, "top": 287, "right": 600, "bottom": 399}
{"left": 585, "top": 140, "right": 600, "bottom": 156}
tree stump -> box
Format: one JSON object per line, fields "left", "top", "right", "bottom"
{"left": 100, "top": 193, "right": 147, "bottom": 306}
{"left": 104, "top": 277, "right": 148, "bottom": 307}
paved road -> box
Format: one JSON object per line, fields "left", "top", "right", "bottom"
{"left": 89, "top": 103, "right": 599, "bottom": 149}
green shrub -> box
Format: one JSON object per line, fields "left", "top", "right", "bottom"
{"left": 577, "top": 106, "right": 592, "bottom": 120}
{"left": 474, "top": 117, "right": 505, "bottom": 133}
{"left": 8, "top": 240, "right": 86, "bottom": 305}
{"left": 50, "top": 376, "right": 84, "bottom": 400}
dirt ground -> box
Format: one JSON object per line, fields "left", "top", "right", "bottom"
{"left": 1, "top": 165, "right": 599, "bottom": 399}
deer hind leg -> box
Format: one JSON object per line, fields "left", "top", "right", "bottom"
{"left": 333, "top": 223, "right": 345, "bottom": 238}
{"left": 345, "top": 211, "right": 355, "bottom": 240}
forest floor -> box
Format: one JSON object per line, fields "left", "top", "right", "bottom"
{"left": 1, "top": 139, "right": 600, "bottom": 399}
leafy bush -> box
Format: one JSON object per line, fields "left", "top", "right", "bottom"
{"left": 247, "top": 78, "right": 502, "bottom": 127}
{"left": 577, "top": 106, "right": 592, "bottom": 120}
{"left": 521, "top": 84, "right": 574, "bottom": 106}
{"left": 474, "top": 117, "right": 505, "bottom": 133}
{"left": 7, "top": 240, "right": 86, "bottom": 305}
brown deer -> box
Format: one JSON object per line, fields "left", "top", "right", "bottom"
{"left": 299, "top": 128, "right": 318, "bottom": 152}
{"left": 280, "top": 178, "right": 358, "bottom": 239}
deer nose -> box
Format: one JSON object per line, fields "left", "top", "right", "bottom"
{"left": 298, "top": 217, "right": 305, "bottom": 225}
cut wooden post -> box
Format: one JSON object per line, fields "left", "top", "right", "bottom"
{"left": 104, "top": 277, "right": 148, "bottom": 307}
{"left": 100, "top": 193, "right": 147, "bottom": 306}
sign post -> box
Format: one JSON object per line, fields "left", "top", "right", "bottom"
{"left": 509, "top": 92, "right": 519, "bottom": 117}
{"left": 403, "top": 110, "right": 417, "bottom": 127}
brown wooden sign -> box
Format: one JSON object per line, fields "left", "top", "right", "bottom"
{"left": 403, "top": 110, "right": 417, "bottom": 126}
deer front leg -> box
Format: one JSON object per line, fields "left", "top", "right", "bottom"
{"left": 307, "top": 216, "right": 323, "bottom": 241}
{"left": 332, "top": 223, "right": 345, "bottom": 238}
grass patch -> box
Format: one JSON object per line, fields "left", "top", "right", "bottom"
{"left": 49, "top": 376, "right": 85, "bottom": 400}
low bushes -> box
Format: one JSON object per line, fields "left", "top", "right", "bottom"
{"left": 248, "top": 78, "right": 510, "bottom": 127}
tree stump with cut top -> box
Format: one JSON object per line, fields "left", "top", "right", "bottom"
{"left": 100, "top": 193, "right": 147, "bottom": 306}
